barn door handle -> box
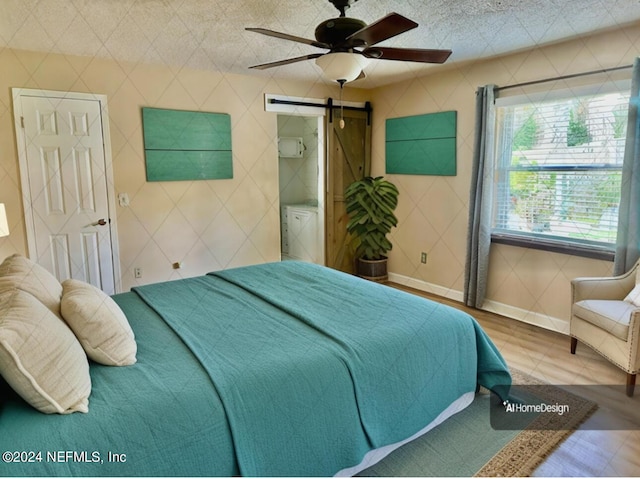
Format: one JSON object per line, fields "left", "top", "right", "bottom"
{"left": 93, "top": 218, "right": 107, "bottom": 226}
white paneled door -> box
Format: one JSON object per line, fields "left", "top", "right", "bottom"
{"left": 13, "top": 89, "right": 119, "bottom": 294}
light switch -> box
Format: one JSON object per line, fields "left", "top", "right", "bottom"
{"left": 118, "top": 193, "right": 130, "bottom": 207}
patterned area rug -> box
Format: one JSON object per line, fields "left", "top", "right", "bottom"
{"left": 359, "top": 369, "right": 597, "bottom": 477}
{"left": 475, "top": 369, "right": 598, "bottom": 476}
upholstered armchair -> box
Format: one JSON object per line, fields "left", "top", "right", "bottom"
{"left": 570, "top": 260, "right": 640, "bottom": 396}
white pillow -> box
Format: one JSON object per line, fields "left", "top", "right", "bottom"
{"left": 0, "top": 254, "right": 62, "bottom": 316}
{"left": 624, "top": 268, "right": 640, "bottom": 307}
{"left": 61, "top": 279, "right": 137, "bottom": 366}
{"left": 0, "top": 289, "right": 91, "bottom": 414}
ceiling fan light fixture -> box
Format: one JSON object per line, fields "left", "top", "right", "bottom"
{"left": 315, "top": 52, "right": 368, "bottom": 82}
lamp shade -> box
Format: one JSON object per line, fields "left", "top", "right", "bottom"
{"left": 315, "top": 53, "right": 368, "bottom": 83}
{"left": 0, "top": 204, "right": 9, "bottom": 238}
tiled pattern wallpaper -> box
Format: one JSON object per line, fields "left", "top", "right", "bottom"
{"left": 0, "top": 48, "right": 367, "bottom": 291}
{"left": 369, "top": 24, "right": 639, "bottom": 333}
{"left": 0, "top": 21, "right": 639, "bottom": 334}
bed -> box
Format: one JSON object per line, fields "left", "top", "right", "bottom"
{"left": 0, "top": 260, "right": 510, "bottom": 477}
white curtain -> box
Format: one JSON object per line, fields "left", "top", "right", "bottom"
{"left": 614, "top": 58, "right": 640, "bottom": 275}
{"left": 464, "top": 85, "right": 496, "bottom": 308}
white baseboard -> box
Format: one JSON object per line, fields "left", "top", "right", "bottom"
{"left": 388, "top": 272, "right": 569, "bottom": 335}
{"left": 480, "top": 300, "right": 570, "bottom": 335}
{"left": 388, "top": 272, "right": 464, "bottom": 302}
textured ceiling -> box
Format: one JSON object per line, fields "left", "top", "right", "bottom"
{"left": 1, "top": 0, "right": 639, "bottom": 88}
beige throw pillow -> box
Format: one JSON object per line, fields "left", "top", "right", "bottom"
{"left": 0, "top": 289, "right": 91, "bottom": 414}
{"left": 624, "top": 267, "right": 640, "bottom": 307}
{"left": 0, "top": 254, "right": 63, "bottom": 316}
{"left": 61, "top": 279, "right": 137, "bottom": 366}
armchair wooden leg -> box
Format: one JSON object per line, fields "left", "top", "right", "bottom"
{"left": 626, "top": 374, "right": 636, "bottom": 397}
{"left": 570, "top": 337, "right": 577, "bottom": 354}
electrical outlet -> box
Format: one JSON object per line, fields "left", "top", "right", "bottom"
{"left": 420, "top": 252, "right": 427, "bottom": 264}
{"left": 134, "top": 267, "right": 142, "bottom": 278}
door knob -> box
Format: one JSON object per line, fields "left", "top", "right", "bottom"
{"left": 93, "top": 218, "right": 107, "bottom": 226}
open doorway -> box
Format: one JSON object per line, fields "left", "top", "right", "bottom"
{"left": 267, "top": 93, "right": 371, "bottom": 271}
{"left": 277, "top": 114, "right": 325, "bottom": 265}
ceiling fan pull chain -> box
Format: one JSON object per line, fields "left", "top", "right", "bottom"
{"left": 338, "top": 79, "right": 346, "bottom": 129}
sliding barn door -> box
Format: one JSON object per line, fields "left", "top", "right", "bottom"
{"left": 325, "top": 108, "right": 371, "bottom": 274}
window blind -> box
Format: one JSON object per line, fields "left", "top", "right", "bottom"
{"left": 492, "top": 89, "right": 629, "bottom": 248}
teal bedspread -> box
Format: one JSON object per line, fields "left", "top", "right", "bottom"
{"left": 132, "top": 261, "right": 511, "bottom": 476}
{"left": 0, "top": 261, "right": 510, "bottom": 477}
{"left": 0, "top": 293, "right": 238, "bottom": 477}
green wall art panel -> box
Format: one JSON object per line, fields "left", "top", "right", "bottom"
{"left": 385, "top": 111, "right": 457, "bottom": 176}
{"left": 142, "top": 107, "right": 233, "bottom": 181}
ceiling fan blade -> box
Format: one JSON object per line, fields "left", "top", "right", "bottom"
{"left": 344, "top": 12, "right": 417, "bottom": 47}
{"left": 246, "top": 28, "right": 329, "bottom": 49}
{"left": 248, "top": 53, "right": 324, "bottom": 70}
{"left": 362, "top": 47, "right": 452, "bottom": 64}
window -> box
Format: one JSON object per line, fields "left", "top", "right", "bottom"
{"left": 491, "top": 86, "right": 630, "bottom": 259}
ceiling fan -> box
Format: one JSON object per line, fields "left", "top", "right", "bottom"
{"left": 246, "top": 0, "right": 452, "bottom": 83}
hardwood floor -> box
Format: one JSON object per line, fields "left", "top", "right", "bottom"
{"left": 390, "top": 283, "right": 640, "bottom": 477}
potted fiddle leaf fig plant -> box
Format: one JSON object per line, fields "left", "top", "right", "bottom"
{"left": 345, "top": 176, "right": 399, "bottom": 281}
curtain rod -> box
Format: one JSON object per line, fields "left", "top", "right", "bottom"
{"left": 496, "top": 63, "right": 634, "bottom": 92}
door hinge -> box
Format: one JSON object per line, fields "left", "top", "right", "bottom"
{"left": 20, "top": 116, "right": 24, "bottom": 128}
